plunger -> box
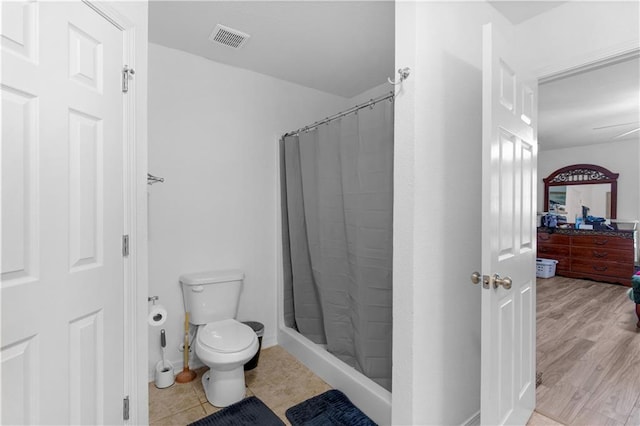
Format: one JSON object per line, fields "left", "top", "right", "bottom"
{"left": 175, "top": 312, "right": 197, "bottom": 383}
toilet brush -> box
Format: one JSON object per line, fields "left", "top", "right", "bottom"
{"left": 160, "top": 329, "right": 169, "bottom": 371}
{"left": 155, "top": 329, "right": 175, "bottom": 388}
{"left": 175, "top": 312, "right": 197, "bottom": 383}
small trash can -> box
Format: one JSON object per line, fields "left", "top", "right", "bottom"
{"left": 242, "top": 321, "right": 264, "bottom": 371}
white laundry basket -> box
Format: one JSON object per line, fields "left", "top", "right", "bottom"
{"left": 536, "top": 258, "right": 558, "bottom": 278}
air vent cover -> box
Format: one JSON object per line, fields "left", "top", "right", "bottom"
{"left": 209, "top": 24, "right": 250, "bottom": 49}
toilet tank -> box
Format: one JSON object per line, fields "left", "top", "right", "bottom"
{"left": 180, "top": 270, "right": 245, "bottom": 325}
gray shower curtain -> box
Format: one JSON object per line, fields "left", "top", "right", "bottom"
{"left": 281, "top": 99, "right": 393, "bottom": 391}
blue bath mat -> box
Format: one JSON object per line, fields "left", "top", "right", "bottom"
{"left": 285, "top": 389, "right": 377, "bottom": 426}
{"left": 188, "top": 396, "right": 284, "bottom": 426}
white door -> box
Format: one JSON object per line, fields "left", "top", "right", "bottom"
{"left": 479, "top": 22, "right": 538, "bottom": 426}
{"left": 2, "top": 1, "right": 125, "bottom": 424}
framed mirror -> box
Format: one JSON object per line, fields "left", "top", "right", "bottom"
{"left": 543, "top": 164, "right": 618, "bottom": 220}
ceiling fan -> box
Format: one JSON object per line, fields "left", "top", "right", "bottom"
{"left": 592, "top": 121, "right": 640, "bottom": 139}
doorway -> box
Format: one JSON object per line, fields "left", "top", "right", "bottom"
{"left": 534, "top": 51, "right": 640, "bottom": 424}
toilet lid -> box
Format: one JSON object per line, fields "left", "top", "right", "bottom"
{"left": 198, "top": 319, "right": 256, "bottom": 353}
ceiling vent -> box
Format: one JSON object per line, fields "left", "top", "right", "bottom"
{"left": 209, "top": 24, "right": 250, "bottom": 49}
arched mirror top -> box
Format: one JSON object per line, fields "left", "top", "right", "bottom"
{"left": 544, "top": 164, "right": 618, "bottom": 219}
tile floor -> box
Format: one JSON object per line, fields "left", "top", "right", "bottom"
{"left": 149, "top": 345, "right": 331, "bottom": 425}
{"left": 149, "top": 345, "right": 563, "bottom": 425}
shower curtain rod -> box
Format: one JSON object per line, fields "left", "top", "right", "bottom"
{"left": 282, "top": 91, "right": 394, "bottom": 138}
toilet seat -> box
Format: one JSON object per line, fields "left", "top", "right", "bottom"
{"left": 197, "top": 319, "right": 256, "bottom": 353}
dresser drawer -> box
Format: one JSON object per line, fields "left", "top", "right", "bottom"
{"left": 571, "top": 246, "right": 633, "bottom": 263}
{"left": 537, "top": 233, "right": 570, "bottom": 245}
{"left": 554, "top": 256, "right": 571, "bottom": 273}
{"left": 571, "top": 235, "right": 633, "bottom": 250}
{"left": 571, "top": 258, "right": 634, "bottom": 278}
{"left": 537, "top": 244, "right": 570, "bottom": 257}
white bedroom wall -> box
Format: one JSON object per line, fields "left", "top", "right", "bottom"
{"left": 538, "top": 140, "right": 640, "bottom": 221}
{"left": 147, "top": 43, "right": 347, "bottom": 378}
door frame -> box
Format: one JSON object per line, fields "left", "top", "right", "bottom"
{"left": 80, "top": 1, "right": 147, "bottom": 424}
{"left": 534, "top": 40, "right": 639, "bottom": 82}
{"left": 533, "top": 42, "right": 639, "bottom": 416}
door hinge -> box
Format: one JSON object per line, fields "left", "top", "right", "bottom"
{"left": 122, "top": 65, "right": 135, "bottom": 93}
{"left": 123, "top": 395, "right": 130, "bottom": 421}
{"left": 122, "top": 235, "right": 129, "bottom": 257}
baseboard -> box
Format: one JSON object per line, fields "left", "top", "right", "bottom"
{"left": 462, "top": 411, "right": 481, "bottom": 426}
{"left": 261, "top": 334, "right": 278, "bottom": 349}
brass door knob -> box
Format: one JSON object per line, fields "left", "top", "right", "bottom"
{"left": 492, "top": 274, "right": 512, "bottom": 290}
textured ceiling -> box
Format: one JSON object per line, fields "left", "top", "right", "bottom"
{"left": 539, "top": 56, "right": 640, "bottom": 150}
{"left": 149, "top": 1, "right": 395, "bottom": 98}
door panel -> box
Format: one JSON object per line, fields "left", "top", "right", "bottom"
{"left": 1, "top": 2, "right": 125, "bottom": 424}
{"left": 1, "top": 0, "right": 38, "bottom": 61}
{"left": 481, "top": 22, "right": 538, "bottom": 426}
{"left": 1, "top": 85, "right": 39, "bottom": 286}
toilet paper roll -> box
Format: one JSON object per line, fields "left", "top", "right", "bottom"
{"left": 148, "top": 305, "right": 168, "bottom": 327}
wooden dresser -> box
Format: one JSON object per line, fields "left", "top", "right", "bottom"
{"left": 537, "top": 227, "right": 636, "bottom": 286}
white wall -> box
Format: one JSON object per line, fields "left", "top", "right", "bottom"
{"left": 393, "top": 2, "right": 512, "bottom": 424}
{"left": 147, "top": 43, "right": 347, "bottom": 378}
{"left": 516, "top": 0, "right": 639, "bottom": 224}
{"left": 538, "top": 139, "right": 640, "bottom": 221}
{"left": 515, "top": 1, "right": 639, "bottom": 77}
{"left": 348, "top": 82, "right": 392, "bottom": 105}
{"left": 516, "top": 1, "right": 640, "bottom": 225}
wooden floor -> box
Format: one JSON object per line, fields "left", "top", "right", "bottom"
{"left": 536, "top": 276, "right": 640, "bottom": 426}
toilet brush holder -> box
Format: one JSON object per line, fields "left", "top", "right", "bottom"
{"left": 154, "top": 360, "right": 175, "bottom": 389}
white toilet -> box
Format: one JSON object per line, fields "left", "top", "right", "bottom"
{"left": 180, "top": 270, "right": 259, "bottom": 407}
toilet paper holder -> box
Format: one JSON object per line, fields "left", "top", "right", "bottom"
{"left": 148, "top": 296, "right": 167, "bottom": 327}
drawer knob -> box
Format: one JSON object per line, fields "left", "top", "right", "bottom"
{"left": 592, "top": 265, "right": 608, "bottom": 272}
{"left": 592, "top": 251, "right": 608, "bottom": 258}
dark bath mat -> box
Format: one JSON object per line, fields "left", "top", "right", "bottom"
{"left": 285, "top": 389, "right": 377, "bottom": 426}
{"left": 188, "top": 396, "right": 284, "bottom": 426}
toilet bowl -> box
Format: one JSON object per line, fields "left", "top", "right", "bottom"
{"left": 180, "top": 269, "right": 259, "bottom": 407}
{"left": 195, "top": 319, "right": 259, "bottom": 407}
